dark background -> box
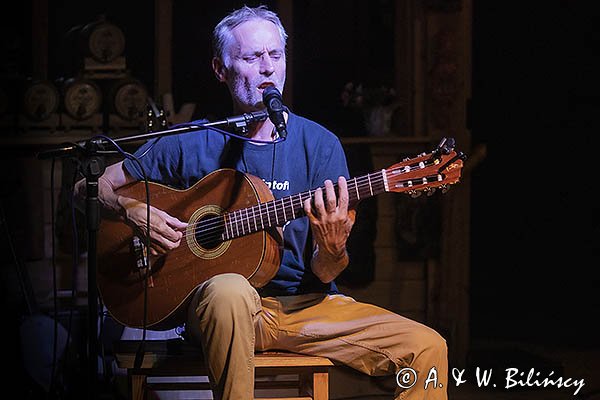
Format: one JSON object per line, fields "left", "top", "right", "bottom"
{"left": 469, "top": 2, "right": 600, "bottom": 346}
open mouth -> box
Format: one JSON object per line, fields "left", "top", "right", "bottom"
{"left": 258, "top": 82, "right": 275, "bottom": 91}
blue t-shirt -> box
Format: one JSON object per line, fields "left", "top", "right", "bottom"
{"left": 123, "top": 112, "right": 350, "bottom": 296}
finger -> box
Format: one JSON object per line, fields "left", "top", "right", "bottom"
{"left": 337, "top": 176, "right": 349, "bottom": 213}
{"left": 323, "top": 180, "right": 337, "bottom": 212}
{"left": 157, "top": 234, "right": 181, "bottom": 250}
{"left": 345, "top": 209, "right": 357, "bottom": 232}
{"left": 166, "top": 229, "right": 182, "bottom": 242}
{"left": 149, "top": 222, "right": 182, "bottom": 251}
{"left": 303, "top": 198, "right": 315, "bottom": 219}
{"left": 154, "top": 210, "right": 185, "bottom": 239}
{"left": 167, "top": 215, "right": 188, "bottom": 230}
{"left": 313, "top": 187, "right": 326, "bottom": 216}
{"left": 152, "top": 212, "right": 183, "bottom": 245}
{"left": 347, "top": 209, "right": 357, "bottom": 224}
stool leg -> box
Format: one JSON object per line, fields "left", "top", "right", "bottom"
{"left": 299, "top": 370, "right": 329, "bottom": 400}
{"left": 312, "top": 371, "right": 329, "bottom": 400}
{"left": 130, "top": 374, "right": 146, "bottom": 400}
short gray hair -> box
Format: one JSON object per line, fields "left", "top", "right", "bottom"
{"left": 213, "top": 5, "right": 288, "bottom": 67}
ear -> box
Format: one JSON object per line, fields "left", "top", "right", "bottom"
{"left": 212, "top": 57, "right": 227, "bottom": 82}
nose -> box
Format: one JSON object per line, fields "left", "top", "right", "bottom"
{"left": 259, "top": 54, "right": 275, "bottom": 75}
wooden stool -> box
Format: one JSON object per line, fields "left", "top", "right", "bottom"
{"left": 113, "top": 339, "right": 335, "bottom": 400}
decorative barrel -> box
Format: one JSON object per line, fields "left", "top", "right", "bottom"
{"left": 22, "top": 80, "right": 60, "bottom": 121}
{"left": 110, "top": 78, "right": 148, "bottom": 121}
{"left": 62, "top": 77, "right": 103, "bottom": 120}
{"left": 80, "top": 17, "right": 126, "bottom": 64}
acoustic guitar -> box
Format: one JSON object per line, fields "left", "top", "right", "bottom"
{"left": 97, "top": 138, "right": 465, "bottom": 329}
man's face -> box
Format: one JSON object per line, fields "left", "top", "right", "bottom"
{"left": 221, "top": 19, "right": 286, "bottom": 112}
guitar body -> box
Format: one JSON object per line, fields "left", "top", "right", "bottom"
{"left": 97, "top": 168, "right": 282, "bottom": 330}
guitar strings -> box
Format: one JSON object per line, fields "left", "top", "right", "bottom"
{"left": 139, "top": 171, "right": 387, "bottom": 256}
{"left": 146, "top": 177, "right": 380, "bottom": 259}
{"left": 180, "top": 160, "right": 435, "bottom": 244}
{"left": 184, "top": 171, "right": 387, "bottom": 241}
{"left": 138, "top": 159, "right": 440, "bottom": 258}
{"left": 175, "top": 159, "right": 436, "bottom": 244}
{"left": 184, "top": 162, "right": 438, "bottom": 244}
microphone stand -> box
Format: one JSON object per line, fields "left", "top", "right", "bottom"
{"left": 36, "top": 108, "right": 268, "bottom": 399}
{"left": 81, "top": 141, "right": 104, "bottom": 400}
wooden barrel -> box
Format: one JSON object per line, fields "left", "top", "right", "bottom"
{"left": 79, "top": 17, "right": 126, "bottom": 64}
{"left": 22, "top": 80, "right": 60, "bottom": 121}
{"left": 62, "top": 77, "right": 103, "bottom": 120}
{"left": 110, "top": 78, "right": 148, "bottom": 121}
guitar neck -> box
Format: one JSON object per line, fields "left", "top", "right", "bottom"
{"left": 222, "top": 170, "right": 387, "bottom": 240}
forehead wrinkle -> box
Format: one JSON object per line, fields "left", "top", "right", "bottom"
{"left": 232, "top": 20, "right": 283, "bottom": 54}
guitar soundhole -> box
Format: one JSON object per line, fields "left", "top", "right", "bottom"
{"left": 195, "top": 214, "right": 225, "bottom": 250}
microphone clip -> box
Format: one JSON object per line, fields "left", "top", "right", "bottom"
{"left": 226, "top": 110, "right": 268, "bottom": 135}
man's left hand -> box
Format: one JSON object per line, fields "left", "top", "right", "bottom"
{"left": 303, "top": 176, "right": 356, "bottom": 261}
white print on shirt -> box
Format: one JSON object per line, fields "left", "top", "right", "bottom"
{"left": 263, "top": 179, "right": 289, "bottom": 191}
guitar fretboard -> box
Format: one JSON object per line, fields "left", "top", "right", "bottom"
{"left": 221, "top": 170, "right": 387, "bottom": 240}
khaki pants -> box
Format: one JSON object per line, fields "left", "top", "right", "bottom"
{"left": 186, "top": 273, "right": 448, "bottom": 400}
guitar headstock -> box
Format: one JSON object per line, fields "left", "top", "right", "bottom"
{"left": 384, "top": 138, "right": 466, "bottom": 197}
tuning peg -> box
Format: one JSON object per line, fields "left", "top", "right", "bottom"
{"left": 440, "top": 184, "right": 451, "bottom": 194}
{"left": 425, "top": 187, "right": 437, "bottom": 197}
{"left": 408, "top": 190, "right": 422, "bottom": 198}
{"left": 436, "top": 137, "right": 455, "bottom": 154}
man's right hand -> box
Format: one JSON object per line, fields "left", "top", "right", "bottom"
{"left": 75, "top": 160, "right": 188, "bottom": 255}
{"left": 119, "top": 197, "right": 188, "bottom": 255}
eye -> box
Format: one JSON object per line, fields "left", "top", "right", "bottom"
{"left": 270, "top": 51, "right": 283, "bottom": 61}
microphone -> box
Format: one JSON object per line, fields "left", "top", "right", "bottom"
{"left": 262, "top": 85, "right": 288, "bottom": 139}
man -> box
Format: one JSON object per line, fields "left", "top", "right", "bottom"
{"left": 76, "top": 6, "right": 448, "bottom": 399}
